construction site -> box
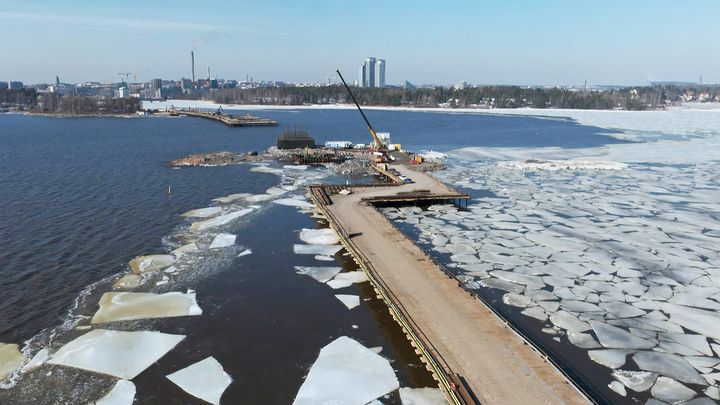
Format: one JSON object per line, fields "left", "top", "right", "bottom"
{"left": 301, "top": 71, "right": 592, "bottom": 404}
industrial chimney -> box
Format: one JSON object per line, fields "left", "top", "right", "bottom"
{"left": 191, "top": 51, "right": 195, "bottom": 84}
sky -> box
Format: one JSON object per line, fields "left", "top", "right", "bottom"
{"left": 1, "top": 0, "right": 719, "bottom": 86}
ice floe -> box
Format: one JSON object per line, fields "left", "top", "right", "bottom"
{"left": 632, "top": 351, "right": 706, "bottom": 385}
{"left": 95, "top": 379, "right": 136, "bottom": 405}
{"left": 294, "top": 266, "right": 342, "bottom": 283}
{"left": 299, "top": 228, "right": 339, "bottom": 245}
{"left": 20, "top": 347, "right": 49, "bottom": 374}
{"left": 209, "top": 233, "right": 236, "bottom": 249}
{"left": 181, "top": 207, "right": 222, "bottom": 218}
{"left": 129, "top": 254, "right": 175, "bottom": 274}
{"left": 335, "top": 294, "right": 360, "bottom": 310}
{"left": 166, "top": 357, "right": 232, "bottom": 405}
{"left": 590, "top": 321, "right": 655, "bottom": 349}
{"left": 611, "top": 370, "right": 657, "bottom": 392}
{"left": 398, "top": 387, "right": 447, "bottom": 404}
{"left": 588, "top": 349, "right": 631, "bottom": 368}
{"left": 273, "top": 198, "right": 315, "bottom": 208}
{"left": 112, "top": 273, "right": 143, "bottom": 289}
{"left": 293, "top": 244, "right": 343, "bottom": 256}
{"left": 650, "top": 376, "right": 696, "bottom": 403}
{"left": 293, "top": 336, "right": 399, "bottom": 405}
{"left": 237, "top": 249, "right": 252, "bottom": 257}
{"left": 91, "top": 292, "right": 202, "bottom": 324}
{"left": 212, "top": 193, "right": 250, "bottom": 204}
{"left": 190, "top": 208, "right": 254, "bottom": 231}
{"left": 47, "top": 329, "right": 185, "bottom": 379}
{"left": 0, "top": 343, "right": 24, "bottom": 380}
{"left": 327, "top": 271, "right": 368, "bottom": 289}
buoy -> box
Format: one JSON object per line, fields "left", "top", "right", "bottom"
{"left": 167, "top": 185, "right": 172, "bottom": 195}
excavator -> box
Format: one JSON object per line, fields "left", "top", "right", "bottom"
{"left": 336, "top": 69, "right": 388, "bottom": 163}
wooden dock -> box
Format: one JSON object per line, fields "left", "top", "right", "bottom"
{"left": 156, "top": 107, "right": 278, "bottom": 127}
{"left": 308, "top": 164, "right": 591, "bottom": 405}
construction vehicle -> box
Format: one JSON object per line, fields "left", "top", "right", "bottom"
{"left": 336, "top": 69, "right": 388, "bottom": 162}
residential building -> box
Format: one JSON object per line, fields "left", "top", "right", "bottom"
{"left": 375, "top": 59, "right": 385, "bottom": 88}
{"left": 0, "top": 82, "right": 8, "bottom": 90}
{"left": 358, "top": 57, "right": 385, "bottom": 88}
{"left": 9, "top": 81, "right": 24, "bottom": 90}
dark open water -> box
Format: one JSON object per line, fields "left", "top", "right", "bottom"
{"left": 0, "top": 109, "right": 628, "bottom": 403}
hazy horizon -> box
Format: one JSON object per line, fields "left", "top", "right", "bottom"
{"left": 2, "top": 0, "right": 719, "bottom": 86}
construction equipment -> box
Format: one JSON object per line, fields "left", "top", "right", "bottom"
{"left": 336, "top": 69, "right": 385, "bottom": 152}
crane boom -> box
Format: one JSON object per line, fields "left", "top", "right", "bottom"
{"left": 336, "top": 69, "right": 384, "bottom": 149}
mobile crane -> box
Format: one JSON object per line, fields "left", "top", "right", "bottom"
{"left": 336, "top": 69, "right": 388, "bottom": 162}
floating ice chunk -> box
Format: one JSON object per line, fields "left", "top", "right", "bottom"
{"left": 284, "top": 164, "right": 309, "bottom": 170}
{"left": 237, "top": 249, "right": 252, "bottom": 257}
{"left": 481, "top": 278, "right": 525, "bottom": 294}
{"left": 608, "top": 381, "right": 626, "bottom": 396}
{"left": 661, "top": 303, "right": 720, "bottom": 340}
{"left": 587, "top": 349, "right": 632, "bottom": 368}
{"left": 20, "top": 347, "right": 49, "bottom": 373}
{"left": 561, "top": 300, "right": 603, "bottom": 313}
{"left": 650, "top": 377, "right": 696, "bottom": 403}
{"left": 266, "top": 186, "right": 289, "bottom": 196}
{"left": 314, "top": 255, "right": 334, "bottom": 261}
{"left": 0, "top": 343, "right": 24, "bottom": 380}
{"left": 549, "top": 311, "right": 591, "bottom": 332}
{"left": 567, "top": 331, "right": 601, "bottom": 349}
{"left": 590, "top": 321, "right": 655, "bottom": 349}
{"left": 489, "top": 271, "right": 545, "bottom": 288}
{"left": 250, "top": 165, "right": 284, "bottom": 174}
{"left": 335, "top": 295, "right": 360, "bottom": 310}
{"left": 598, "top": 302, "right": 646, "bottom": 318}
{"left": 91, "top": 292, "right": 202, "bottom": 324}
{"left": 293, "top": 336, "right": 399, "bottom": 405}
{"left": 524, "top": 233, "right": 588, "bottom": 252}
{"left": 47, "top": 329, "right": 184, "bottom": 379}
{"left": 449, "top": 254, "right": 482, "bottom": 264}
{"left": 612, "top": 370, "right": 657, "bottom": 392}
{"left": 96, "top": 379, "right": 136, "bottom": 405}
{"left": 293, "top": 244, "right": 343, "bottom": 256}
{"left": 212, "top": 193, "right": 250, "bottom": 204}
{"left": 172, "top": 242, "right": 199, "bottom": 257}
{"left": 633, "top": 351, "right": 706, "bottom": 385}
{"left": 663, "top": 332, "right": 713, "bottom": 356}
{"left": 295, "top": 266, "right": 342, "bottom": 283}
{"left": 446, "top": 244, "right": 476, "bottom": 255}
{"left": 398, "top": 387, "right": 446, "bottom": 404}
{"left": 112, "top": 273, "right": 143, "bottom": 289}
{"left": 706, "top": 386, "right": 720, "bottom": 400}
{"left": 273, "top": 198, "right": 315, "bottom": 208}
{"left": 245, "top": 193, "right": 275, "bottom": 203}
{"left": 502, "top": 293, "right": 533, "bottom": 308}
{"left": 166, "top": 357, "right": 232, "bottom": 405}
{"left": 299, "top": 228, "right": 339, "bottom": 245}
{"left": 521, "top": 306, "right": 547, "bottom": 321}
{"left": 209, "top": 233, "right": 236, "bottom": 249}
{"left": 190, "top": 208, "right": 254, "bottom": 231}
{"left": 181, "top": 207, "right": 222, "bottom": 218}
{"left": 327, "top": 271, "right": 368, "bottom": 289}
{"left": 129, "top": 254, "right": 175, "bottom": 274}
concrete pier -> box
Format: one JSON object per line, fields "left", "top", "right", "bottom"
{"left": 308, "top": 165, "right": 591, "bottom": 405}
{"left": 156, "top": 108, "right": 277, "bottom": 127}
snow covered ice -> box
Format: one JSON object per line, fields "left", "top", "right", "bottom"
{"left": 293, "top": 244, "right": 343, "bottom": 256}
{"left": 299, "top": 228, "right": 339, "bottom": 245}
{"left": 208, "top": 233, "right": 236, "bottom": 249}
{"left": 47, "top": 329, "right": 185, "bottom": 379}
{"left": 398, "top": 387, "right": 447, "bottom": 404}
{"left": 166, "top": 357, "right": 232, "bottom": 405}
{"left": 293, "top": 336, "right": 399, "bottom": 405}
{"left": 335, "top": 294, "right": 360, "bottom": 310}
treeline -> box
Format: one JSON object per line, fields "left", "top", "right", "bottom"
{"left": 0, "top": 89, "right": 140, "bottom": 115}
{"left": 195, "top": 84, "right": 720, "bottom": 110}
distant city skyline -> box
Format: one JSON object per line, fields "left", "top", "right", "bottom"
{"left": 1, "top": 0, "right": 719, "bottom": 86}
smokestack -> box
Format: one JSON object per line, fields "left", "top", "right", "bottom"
{"left": 207, "top": 66, "right": 211, "bottom": 81}
{"left": 191, "top": 51, "right": 195, "bottom": 83}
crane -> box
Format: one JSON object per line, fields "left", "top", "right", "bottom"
{"left": 118, "top": 72, "right": 131, "bottom": 85}
{"left": 336, "top": 69, "right": 385, "bottom": 151}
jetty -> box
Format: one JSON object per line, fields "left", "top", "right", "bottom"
{"left": 308, "top": 164, "right": 591, "bottom": 405}
{"left": 155, "top": 107, "right": 278, "bottom": 127}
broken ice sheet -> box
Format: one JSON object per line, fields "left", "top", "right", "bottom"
{"left": 0, "top": 343, "right": 24, "bottom": 380}
{"left": 237, "top": 249, "right": 252, "bottom": 257}
{"left": 20, "top": 347, "right": 49, "bottom": 373}
{"left": 47, "top": 329, "right": 185, "bottom": 379}
{"left": 95, "top": 379, "right": 136, "bottom": 405}
{"left": 327, "top": 271, "right": 368, "bottom": 289}
{"left": 650, "top": 376, "right": 696, "bottom": 403}
{"left": 293, "top": 336, "right": 399, "bottom": 405}
{"left": 589, "top": 321, "right": 655, "bottom": 349}
{"left": 299, "top": 228, "right": 339, "bottom": 245}
{"left": 587, "top": 349, "right": 632, "bottom": 369}
{"left": 209, "top": 233, "right": 236, "bottom": 249}
{"left": 91, "top": 292, "right": 202, "bottom": 324}
{"left": 611, "top": 370, "right": 657, "bottom": 392}
{"left": 293, "top": 244, "right": 343, "bottom": 256}
{"left": 398, "top": 387, "right": 447, "bottom": 404}
{"left": 166, "top": 357, "right": 232, "bottom": 405}
{"left": 335, "top": 294, "right": 360, "bottom": 310}
{"left": 295, "top": 266, "right": 342, "bottom": 283}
